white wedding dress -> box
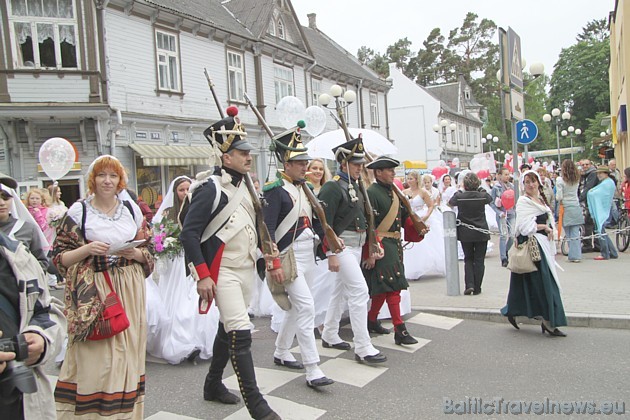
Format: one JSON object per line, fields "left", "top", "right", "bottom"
{"left": 145, "top": 177, "right": 220, "bottom": 364}
{"left": 403, "top": 190, "right": 446, "bottom": 279}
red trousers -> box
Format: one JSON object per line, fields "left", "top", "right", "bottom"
{"left": 368, "top": 290, "right": 403, "bottom": 326}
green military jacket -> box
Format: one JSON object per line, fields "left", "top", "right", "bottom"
{"left": 318, "top": 173, "right": 367, "bottom": 235}
{"left": 363, "top": 181, "right": 409, "bottom": 296}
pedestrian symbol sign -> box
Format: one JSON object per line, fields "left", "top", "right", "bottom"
{"left": 508, "top": 27, "right": 523, "bottom": 89}
{"left": 516, "top": 119, "right": 538, "bottom": 145}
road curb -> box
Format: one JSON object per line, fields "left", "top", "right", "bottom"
{"left": 412, "top": 306, "right": 630, "bottom": 330}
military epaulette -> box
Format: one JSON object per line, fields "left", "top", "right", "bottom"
{"left": 262, "top": 177, "right": 283, "bottom": 192}
{"left": 332, "top": 175, "right": 341, "bottom": 182}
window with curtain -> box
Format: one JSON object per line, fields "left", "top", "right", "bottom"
{"left": 155, "top": 30, "right": 180, "bottom": 92}
{"left": 227, "top": 50, "right": 244, "bottom": 101}
{"left": 274, "top": 65, "right": 293, "bottom": 103}
{"left": 311, "top": 78, "right": 321, "bottom": 105}
{"left": 277, "top": 19, "right": 285, "bottom": 40}
{"left": 9, "top": 0, "right": 78, "bottom": 69}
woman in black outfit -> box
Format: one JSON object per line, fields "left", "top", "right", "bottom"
{"left": 449, "top": 172, "right": 493, "bottom": 295}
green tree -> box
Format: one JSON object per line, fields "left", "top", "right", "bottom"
{"left": 549, "top": 19, "right": 610, "bottom": 136}
{"left": 357, "top": 46, "right": 389, "bottom": 77}
{"left": 410, "top": 28, "right": 446, "bottom": 85}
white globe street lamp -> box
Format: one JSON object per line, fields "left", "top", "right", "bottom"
{"left": 434, "top": 119, "right": 456, "bottom": 161}
{"left": 543, "top": 109, "right": 571, "bottom": 166}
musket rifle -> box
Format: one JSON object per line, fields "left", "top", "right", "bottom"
{"left": 203, "top": 70, "right": 276, "bottom": 259}
{"left": 330, "top": 104, "right": 381, "bottom": 257}
{"left": 242, "top": 93, "right": 343, "bottom": 254}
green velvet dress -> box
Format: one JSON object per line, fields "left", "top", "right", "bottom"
{"left": 501, "top": 214, "right": 567, "bottom": 328}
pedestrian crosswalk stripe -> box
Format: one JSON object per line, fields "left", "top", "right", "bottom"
{"left": 407, "top": 312, "right": 462, "bottom": 330}
{"left": 223, "top": 395, "right": 326, "bottom": 420}
{"left": 290, "top": 339, "right": 353, "bottom": 359}
{"left": 319, "top": 358, "right": 388, "bottom": 388}
{"left": 223, "top": 367, "right": 302, "bottom": 395}
{"left": 369, "top": 333, "right": 431, "bottom": 353}
{"left": 145, "top": 412, "right": 202, "bottom": 420}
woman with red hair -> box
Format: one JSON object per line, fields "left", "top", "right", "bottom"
{"left": 53, "top": 155, "right": 154, "bottom": 419}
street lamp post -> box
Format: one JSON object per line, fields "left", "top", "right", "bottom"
{"left": 482, "top": 134, "right": 499, "bottom": 153}
{"left": 318, "top": 85, "right": 357, "bottom": 139}
{"left": 543, "top": 108, "right": 571, "bottom": 168}
{"left": 432, "top": 119, "right": 457, "bottom": 162}
{"left": 561, "top": 126, "right": 582, "bottom": 161}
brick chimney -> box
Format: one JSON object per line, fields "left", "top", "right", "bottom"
{"left": 307, "top": 13, "right": 317, "bottom": 30}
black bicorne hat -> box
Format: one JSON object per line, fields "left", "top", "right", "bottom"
{"left": 203, "top": 106, "right": 253, "bottom": 153}
{"left": 365, "top": 155, "right": 400, "bottom": 169}
{"left": 332, "top": 136, "right": 366, "bottom": 164}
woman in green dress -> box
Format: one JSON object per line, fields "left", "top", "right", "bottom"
{"left": 501, "top": 170, "right": 567, "bottom": 337}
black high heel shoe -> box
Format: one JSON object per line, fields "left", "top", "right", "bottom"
{"left": 541, "top": 322, "right": 567, "bottom": 337}
{"left": 507, "top": 315, "right": 520, "bottom": 330}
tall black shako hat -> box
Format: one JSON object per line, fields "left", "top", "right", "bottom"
{"left": 366, "top": 155, "right": 400, "bottom": 169}
{"left": 272, "top": 120, "right": 310, "bottom": 163}
{"left": 333, "top": 135, "right": 366, "bottom": 164}
{"left": 203, "top": 106, "right": 253, "bottom": 153}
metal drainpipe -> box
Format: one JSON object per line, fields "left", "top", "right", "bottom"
{"left": 356, "top": 79, "right": 364, "bottom": 128}
{"left": 304, "top": 61, "right": 317, "bottom": 105}
{"left": 384, "top": 88, "right": 391, "bottom": 140}
{"left": 96, "top": 1, "right": 116, "bottom": 156}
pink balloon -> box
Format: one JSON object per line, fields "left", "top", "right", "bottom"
{"left": 501, "top": 189, "right": 515, "bottom": 210}
{"left": 477, "top": 169, "right": 490, "bottom": 180}
{"left": 393, "top": 178, "right": 404, "bottom": 190}
{"left": 432, "top": 166, "right": 448, "bottom": 179}
{"left": 528, "top": 156, "right": 534, "bottom": 163}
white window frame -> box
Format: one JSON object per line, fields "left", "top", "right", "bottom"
{"left": 227, "top": 50, "right": 245, "bottom": 101}
{"left": 311, "top": 78, "right": 321, "bottom": 105}
{"left": 8, "top": 0, "right": 80, "bottom": 70}
{"left": 369, "top": 92, "right": 379, "bottom": 127}
{"left": 277, "top": 18, "right": 285, "bottom": 40}
{"left": 155, "top": 29, "right": 181, "bottom": 92}
{"left": 466, "top": 126, "right": 471, "bottom": 146}
{"left": 274, "top": 65, "right": 294, "bottom": 103}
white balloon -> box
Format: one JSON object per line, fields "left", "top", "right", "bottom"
{"left": 438, "top": 160, "right": 446, "bottom": 167}
{"left": 303, "top": 106, "right": 327, "bottom": 137}
{"left": 276, "top": 96, "right": 305, "bottom": 129}
{"left": 39, "top": 137, "right": 75, "bottom": 181}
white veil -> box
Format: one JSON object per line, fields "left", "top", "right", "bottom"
{"left": 1, "top": 183, "right": 49, "bottom": 247}
{"left": 153, "top": 176, "right": 192, "bottom": 225}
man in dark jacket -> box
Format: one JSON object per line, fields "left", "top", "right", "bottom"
{"left": 180, "top": 110, "right": 279, "bottom": 420}
{"left": 449, "top": 173, "right": 493, "bottom": 295}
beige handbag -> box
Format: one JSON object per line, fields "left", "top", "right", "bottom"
{"left": 507, "top": 238, "right": 538, "bottom": 274}
{"left": 266, "top": 248, "right": 297, "bottom": 311}
{"left": 528, "top": 236, "right": 542, "bottom": 262}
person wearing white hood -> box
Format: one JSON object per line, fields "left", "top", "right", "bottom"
{"left": 501, "top": 170, "right": 567, "bottom": 337}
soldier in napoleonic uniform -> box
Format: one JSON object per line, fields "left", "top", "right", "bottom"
{"left": 262, "top": 124, "right": 334, "bottom": 388}
{"left": 318, "top": 137, "right": 387, "bottom": 365}
{"left": 363, "top": 156, "right": 419, "bottom": 345}
{"left": 180, "top": 108, "right": 280, "bottom": 420}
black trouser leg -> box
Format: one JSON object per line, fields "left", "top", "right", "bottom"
{"left": 229, "top": 329, "right": 276, "bottom": 420}
{"left": 461, "top": 242, "right": 475, "bottom": 290}
{"left": 204, "top": 322, "right": 233, "bottom": 399}
{"left": 473, "top": 241, "right": 488, "bottom": 293}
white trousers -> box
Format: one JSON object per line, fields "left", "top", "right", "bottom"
{"left": 321, "top": 245, "right": 378, "bottom": 358}
{"left": 215, "top": 262, "right": 255, "bottom": 333}
{"left": 275, "top": 238, "right": 320, "bottom": 365}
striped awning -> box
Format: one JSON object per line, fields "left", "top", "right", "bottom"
{"left": 129, "top": 144, "right": 213, "bottom": 166}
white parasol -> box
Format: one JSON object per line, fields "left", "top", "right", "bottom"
{"left": 306, "top": 128, "right": 398, "bottom": 160}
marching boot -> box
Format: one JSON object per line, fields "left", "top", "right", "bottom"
{"left": 367, "top": 319, "right": 391, "bottom": 335}
{"left": 394, "top": 323, "right": 418, "bottom": 345}
{"left": 204, "top": 323, "right": 240, "bottom": 404}
{"left": 229, "top": 330, "right": 280, "bottom": 420}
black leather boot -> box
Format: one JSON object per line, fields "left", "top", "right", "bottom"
{"left": 394, "top": 323, "right": 418, "bottom": 345}
{"left": 229, "top": 330, "right": 280, "bottom": 420}
{"left": 204, "top": 323, "right": 240, "bottom": 404}
{"left": 367, "top": 319, "right": 391, "bottom": 334}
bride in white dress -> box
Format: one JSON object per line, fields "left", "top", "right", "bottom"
{"left": 146, "top": 176, "right": 219, "bottom": 364}
{"left": 403, "top": 171, "right": 447, "bottom": 279}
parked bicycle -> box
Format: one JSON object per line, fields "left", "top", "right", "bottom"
{"left": 614, "top": 198, "right": 629, "bottom": 252}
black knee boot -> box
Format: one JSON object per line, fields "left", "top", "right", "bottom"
{"left": 204, "top": 322, "right": 240, "bottom": 404}
{"left": 229, "top": 330, "right": 280, "bottom": 420}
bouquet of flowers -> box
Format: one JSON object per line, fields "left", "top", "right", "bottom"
{"left": 152, "top": 218, "right": 183, "bottom": 259}
{"left": 47, "top": 206, "right": 67, "bottom": 229}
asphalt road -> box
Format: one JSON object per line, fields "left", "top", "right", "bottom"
{"left": 49, "top": 314, "right": 627, "bottom": 420}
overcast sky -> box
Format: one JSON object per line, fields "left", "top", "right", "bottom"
{"left": 291, "top": 0, "right": 613, "bottom": 78}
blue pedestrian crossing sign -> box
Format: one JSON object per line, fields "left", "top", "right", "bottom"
{"left": 516, "top": 119, "right": 538, "bottom": 145}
